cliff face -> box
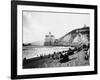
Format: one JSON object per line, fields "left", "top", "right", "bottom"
{"left": 56, "top": 27, "right": 90, "bottom": 46}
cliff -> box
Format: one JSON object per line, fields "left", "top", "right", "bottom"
{"left": 55, "top": 27, "right": 90, "bottom": 46}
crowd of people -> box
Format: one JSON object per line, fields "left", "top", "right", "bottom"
{"left": 46, "top": 44, "right": 90, "bottom": 63}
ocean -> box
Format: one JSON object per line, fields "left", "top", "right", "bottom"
{"left": 22, "top": 46, "right": 72, "bottom": 59}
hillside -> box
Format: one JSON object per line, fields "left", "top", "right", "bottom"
{"left": 56, "top": 26, "right": 90, "bottom": 46}
{"left": 31, "top": 40, "right": 44, "bottom": 46}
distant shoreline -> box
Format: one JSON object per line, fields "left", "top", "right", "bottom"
{"left": 23, "top": 45, "right": 73, "bottom": 50}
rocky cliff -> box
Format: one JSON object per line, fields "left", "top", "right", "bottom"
{"left": 55, "top": 27, "right": 90, "bottom": 46}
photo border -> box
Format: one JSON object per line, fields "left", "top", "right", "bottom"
{"left": 11, "top": 1, "right": 97, "bottom": 79}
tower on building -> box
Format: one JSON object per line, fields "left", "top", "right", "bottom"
{"left": 44, "top": 32, "right": 55, "bottom": 46}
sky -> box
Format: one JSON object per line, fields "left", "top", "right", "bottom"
{"left": 23, "top": 11, "right": 90, "bottom": 43}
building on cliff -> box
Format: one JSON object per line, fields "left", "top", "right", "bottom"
{"left": 44, "top": 25, "right": 89, "bottom": 46}
{"left": 44, "top": 32, "right": 55, "bottom": 46}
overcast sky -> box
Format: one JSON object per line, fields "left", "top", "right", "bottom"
{"left": 23, "top": 11, "right": 90, "bottom": 43}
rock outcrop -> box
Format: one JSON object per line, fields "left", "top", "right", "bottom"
{"left": 55, "top": 27, "right": 90, "bottom": 46}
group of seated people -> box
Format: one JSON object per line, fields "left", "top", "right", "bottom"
{"left": 51, "top": 44, "right": 90, "bottom": 63}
